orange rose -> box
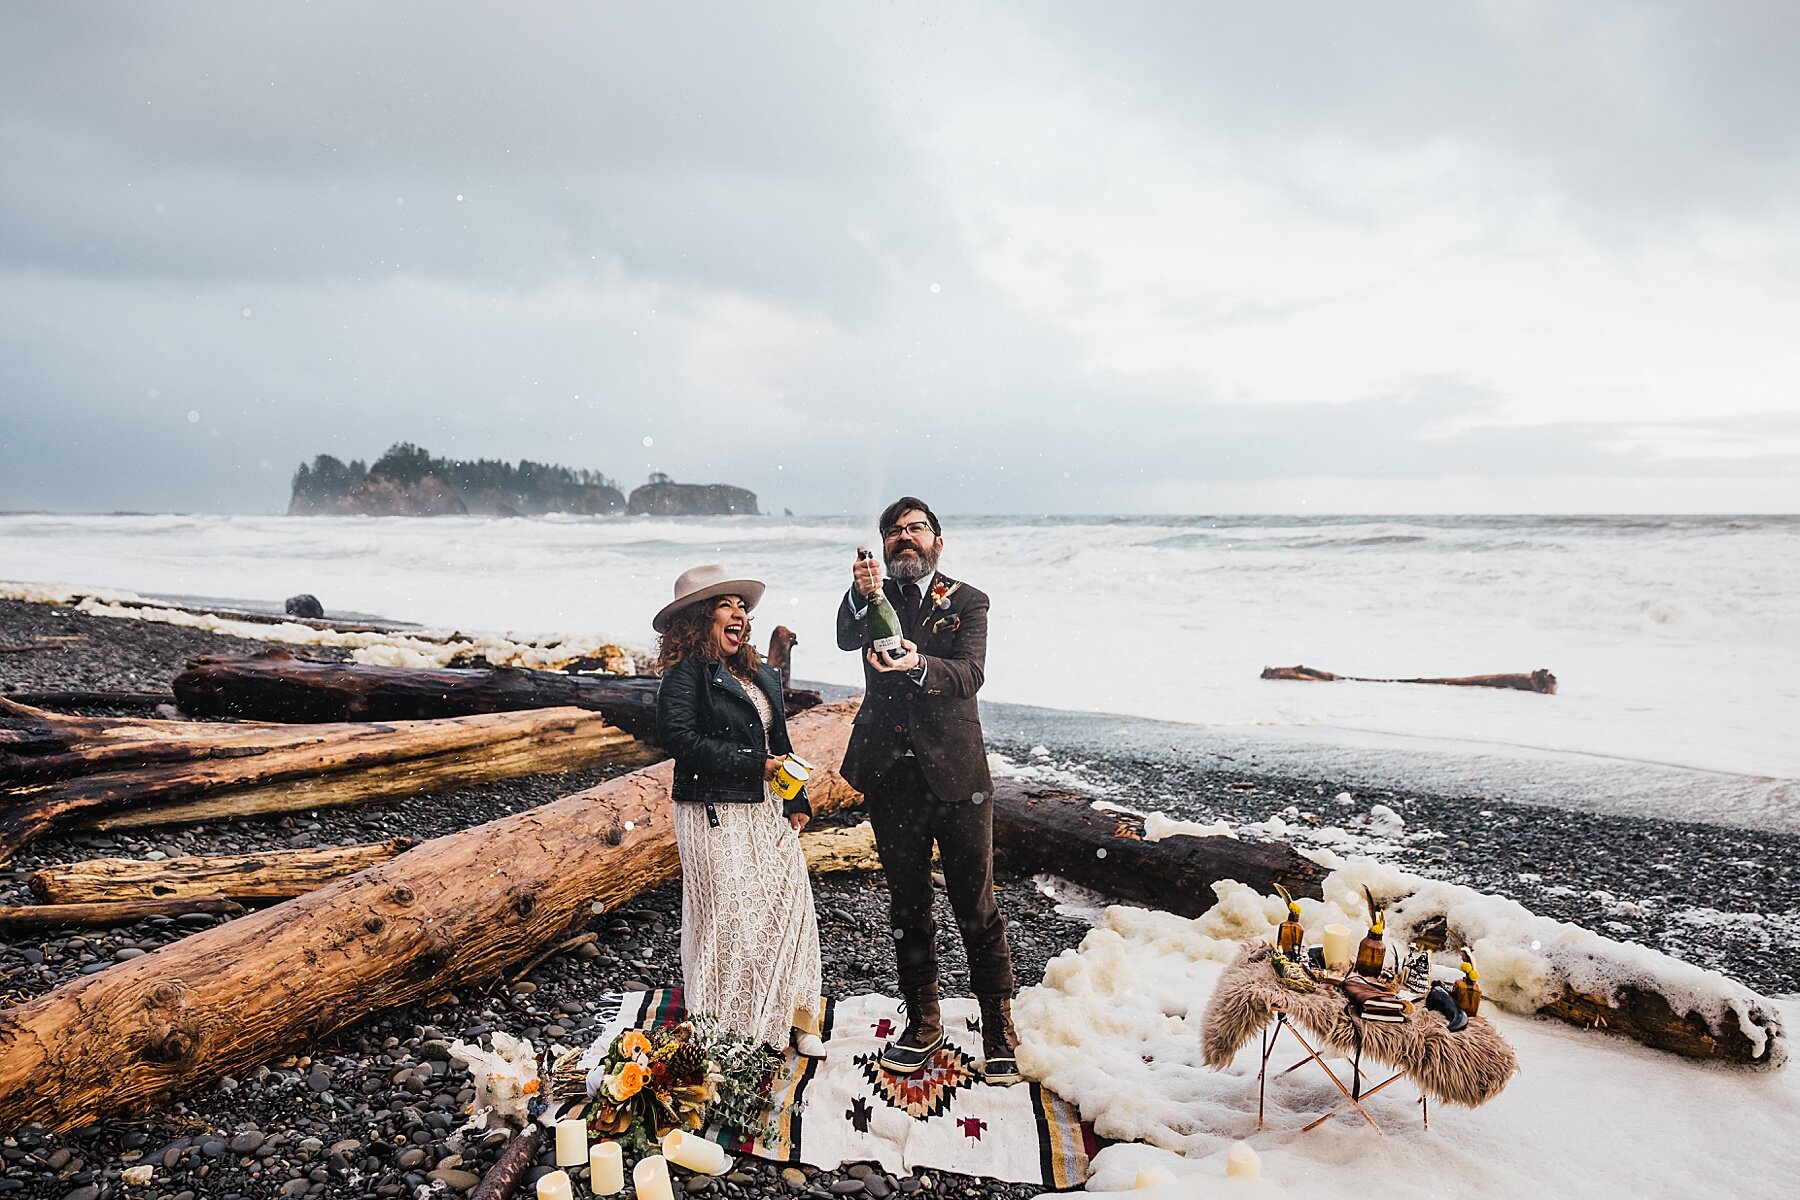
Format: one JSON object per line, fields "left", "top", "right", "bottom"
{"left": 619, "top": 1030, "right": 653, "bottom": 1059}
{"left": 613, "top": 1061, "right": 648, "bottom": 1100}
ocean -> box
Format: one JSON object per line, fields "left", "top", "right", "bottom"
{"left": 3, "top": 512, "right": 1796, "bottom": 829}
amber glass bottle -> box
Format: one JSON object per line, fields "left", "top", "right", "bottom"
{"left": 1452, "top": 948, "right": 1482, "bottom": 1016}
{"left": 1353, "top": 886, "right": 1386, "bottom": 979}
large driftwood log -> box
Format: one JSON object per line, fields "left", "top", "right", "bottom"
{"left": 28, "top": 839, "right": 418, "bottom": 904}
{"left": 1261, "top": 665, "right": 1557, "bottom": 693}
{"left": 0, "top": 700, "right": 652, "bottom": 864}
{"left": 171, "top": 649, "right": 822, "bottom": 734}
{"left": 0, "top": 898, "right": 245, "bottom": 933}
{"left": 0, "top": 700, "right": 865, "bottom": 1133}
{"left": 991, "top": 782, "right": 1327, "bottom": 908}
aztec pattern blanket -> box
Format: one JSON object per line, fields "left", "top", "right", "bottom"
{"left": 570, "top": 988, "right": 1100, "bottom": 1188}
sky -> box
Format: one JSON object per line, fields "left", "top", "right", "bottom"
{"left": 2, "top": 1, "right": 1797, "bottom": 516}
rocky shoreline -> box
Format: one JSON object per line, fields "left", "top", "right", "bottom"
{"left": 2, "top": 597, "right": 1795, "bottom": 1199}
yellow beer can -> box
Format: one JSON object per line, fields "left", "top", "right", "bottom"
{"left": 770, "top": 753, "right": 814, "bottom": 801}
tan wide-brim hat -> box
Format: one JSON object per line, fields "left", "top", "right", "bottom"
{"left": 653, "top": 564, "right": 766, "bottom": 633}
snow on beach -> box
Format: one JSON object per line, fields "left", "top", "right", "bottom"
{"left": 1019, "top": 903, "right": 1800, "bottom": 1198}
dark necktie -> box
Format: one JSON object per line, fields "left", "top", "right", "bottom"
{"left": 902, "top": 583, "right": 923, "bottom": 636}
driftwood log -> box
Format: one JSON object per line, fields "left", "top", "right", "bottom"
{"left": 0, "top": 898, "right": 245, "bottom": 933}
{"left": 28, "top": 839, "right": 418, "bottom": 904}
{"left": 467, "top": 1123, "right": 544, "bottom": 1200}
{"left": 0, "top": 699, "right": 865, "bottom": 1133}
{"left": 1261, "top": 665, "right": 1557, "bottom": 693}
{"left": 0, "top": 699, "right": 654, "bottom": 864}
{"left": 171, "top": 649, "right": 822, "bottom": 735}
{"left": 991, "top": 783, "right": 1327, "bottom": 908}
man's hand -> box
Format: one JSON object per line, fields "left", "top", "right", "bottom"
{"left": 789, "top": 812, "right": 810, "bottom": 832}
{"left": 867, "top": 638, "right": 920, "bottom": 673}
{"left": 852, "top": 547, "right": 883, "bottom": 600}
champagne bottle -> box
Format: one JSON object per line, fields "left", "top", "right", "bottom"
{"left": 857, "top": 548, "right": 906, "bottom": 663}
{"left": 1273, "top": 883, "right": 1304, "bottom": 957}
{"left": 1452, "top": 948, "right": 1482, "bottom": 1017}
{"left": 1354, "top": 885, "right": 1386, "bottom": 979}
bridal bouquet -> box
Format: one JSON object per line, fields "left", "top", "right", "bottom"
{"left": 570, "top": 1020, "right": 786, "bottom": 1155}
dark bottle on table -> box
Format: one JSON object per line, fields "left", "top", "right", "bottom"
{"left": 1354, "top": 885, "right": 1387, "bottom": 979}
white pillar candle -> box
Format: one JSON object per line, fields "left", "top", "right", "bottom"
{"left": 661, "top": 1129, "right": 732, "bottom": 1175}
{"left": 632, "top": 1154, "right": 675, "bottom": 1200}
{"left": 588, "top": 1140, "right": 625, "bottom": 1196}
{"left": 1226, "top": 1141, "right": 1261, "bottom": 1179}
{"left": 1133, "top": 1165, "right": 1178, "bottom": 1188}
{"left": 535, "top": 1169, "right": 572, "bottom": 1200}
{"left": 1320, "top": 923, "right": 1354, "bottom": 973}
{"left": 552, "top": 1117, "right": 587, "bottom": 1167}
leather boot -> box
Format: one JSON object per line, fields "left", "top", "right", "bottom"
{"left": 879, "top": 984, "right": 945, "bottom": 1075}
{"left": 978, "top": 993, "right": 1021, "bottom": 1086}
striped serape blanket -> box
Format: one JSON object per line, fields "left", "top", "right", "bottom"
{"left": 569, "top": 988, "right": 1100, "bottom": 1188}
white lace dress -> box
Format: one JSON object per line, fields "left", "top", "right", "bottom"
{"left": 673, "top": 676, "right": 823, "bottom": 1049}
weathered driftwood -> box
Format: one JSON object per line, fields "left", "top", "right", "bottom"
{"left": 1260, "top": 665, "right": 1557, "bottom": 693}
{"left": 171, "top": 649, "right": 822, "bottom": 735}
{"left": 0, "top": 699, "right": 651, "bottom": 865}
{"left": 468, "top": 1124, "right": 543, "bottom": 1200}
{"left": 800, "top": 823, "right": 885, "bottom": 875}
{"left": 3, "top": 690, "right": 177, "bottom": 711}
{"left": 990, "top": 782, "right": 1328, "bottom": 909}
{"left": 28, "top": 839, "right": 418, "bottom": 904}
{"left": 0, "top": 699, "right": 864, "bottom": 1133}
{"left": 768, "top": 625, "right": 799, "bottom": 690}
{"left": 0, "top": 898, "right": 244, "bottom": 933}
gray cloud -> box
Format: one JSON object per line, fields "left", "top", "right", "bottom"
{"left": 2, "top": 2, "right": 1796, "bottom": 516}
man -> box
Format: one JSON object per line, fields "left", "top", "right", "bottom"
{"left": 836, "top": 496, "right": 1019, "bottom": 1085}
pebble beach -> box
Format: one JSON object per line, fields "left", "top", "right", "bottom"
{"left": 2, "top": 595, "right": 1796, "bottom": 1199}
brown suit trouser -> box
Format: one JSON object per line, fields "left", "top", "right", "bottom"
{"left": 866, "top": 756, "right": 1015, "bottom": 997}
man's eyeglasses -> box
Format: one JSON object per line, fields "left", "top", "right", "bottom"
{"left": 882, "top": 521, "right": 934, "bottom": 540}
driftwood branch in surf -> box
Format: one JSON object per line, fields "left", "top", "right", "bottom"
{"left": 1261, "top": 665, "right": 1557, "bottom": 693}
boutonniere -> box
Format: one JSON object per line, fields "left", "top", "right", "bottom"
{"left": 929, "top": 580, "right": 960, "bottom": 611}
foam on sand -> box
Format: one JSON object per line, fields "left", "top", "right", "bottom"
{"left": 1019, "top": 906, "right": 1800, "bottom": 1199}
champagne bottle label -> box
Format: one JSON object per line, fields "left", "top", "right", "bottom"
{"left": 872, "top": 633, "right": 903, "bottom": 658}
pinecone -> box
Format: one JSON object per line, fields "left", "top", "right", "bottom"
{"left": 667, "top": 1039, "right": 706, "bottom": 1082}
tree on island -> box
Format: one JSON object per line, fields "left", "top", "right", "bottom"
{"left": 287, "top": 443, "right": 625, "bottom": 516}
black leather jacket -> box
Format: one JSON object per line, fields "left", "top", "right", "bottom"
{"left": 655, "top": 656, "right": 810, "bottom": 822}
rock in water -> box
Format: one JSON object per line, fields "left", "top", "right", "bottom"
{"left": 285, "top": 594, "right": 324, "bottom": 619}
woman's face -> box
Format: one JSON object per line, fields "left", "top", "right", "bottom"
{"left": 709, "top": 594, "right": 750, "bottom": 657}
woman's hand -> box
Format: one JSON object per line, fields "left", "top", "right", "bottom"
{"left": 763, "top": 757, "right": 783, "bottom": 781}
{"left": 789, "top": 812, "right": 810, "bottom": 832}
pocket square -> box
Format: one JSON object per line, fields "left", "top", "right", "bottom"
{"left": 930, "top": 614, "right": 962, "bottom": 635}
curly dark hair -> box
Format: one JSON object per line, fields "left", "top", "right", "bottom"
{"left": 656, "top": 595, "right": 762, "bottom": 675}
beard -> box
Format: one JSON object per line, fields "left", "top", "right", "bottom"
{"left": 886, "top": 541, "right": 940, "bottom": 583}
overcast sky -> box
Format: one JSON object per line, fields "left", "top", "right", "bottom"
{"left": 3, "top": 1, "right": 1797, "bottom": 515}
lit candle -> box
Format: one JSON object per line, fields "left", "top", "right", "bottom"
{"left": 553, "top": 1117, "right": 587, "bottom": 1167}
{"left": 535, "top": 1169, "right": 572, "bottom": 1200}
{"left": 1321, "top": 923, "right": 1353, "bottom": 973}
{"left": 589, "top": 1140, "right": 624, "bottom": 1196}
{"left": 1133, "top": 1165, "right": 1178, "bottom": 1189}
{"left": 632, "top": 1154, "right": 675, "bottom": 1200}
{"left": 661, "top": 1129, "right": 731, "bottom": 1175}
{"left": 1226, "top": 1141, "right": 1261, "bottom": 1179}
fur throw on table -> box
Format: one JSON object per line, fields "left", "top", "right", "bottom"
{"left": 1202, "top": 942, "right": 1519, "bottom": 1108}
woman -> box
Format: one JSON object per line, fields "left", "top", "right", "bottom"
{"left": 653, "top": 564, "right": 826, "bottom": 1058}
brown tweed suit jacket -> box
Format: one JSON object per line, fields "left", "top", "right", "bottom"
{"left": 835, "top": 572, "right": 995, "bottom": 805}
